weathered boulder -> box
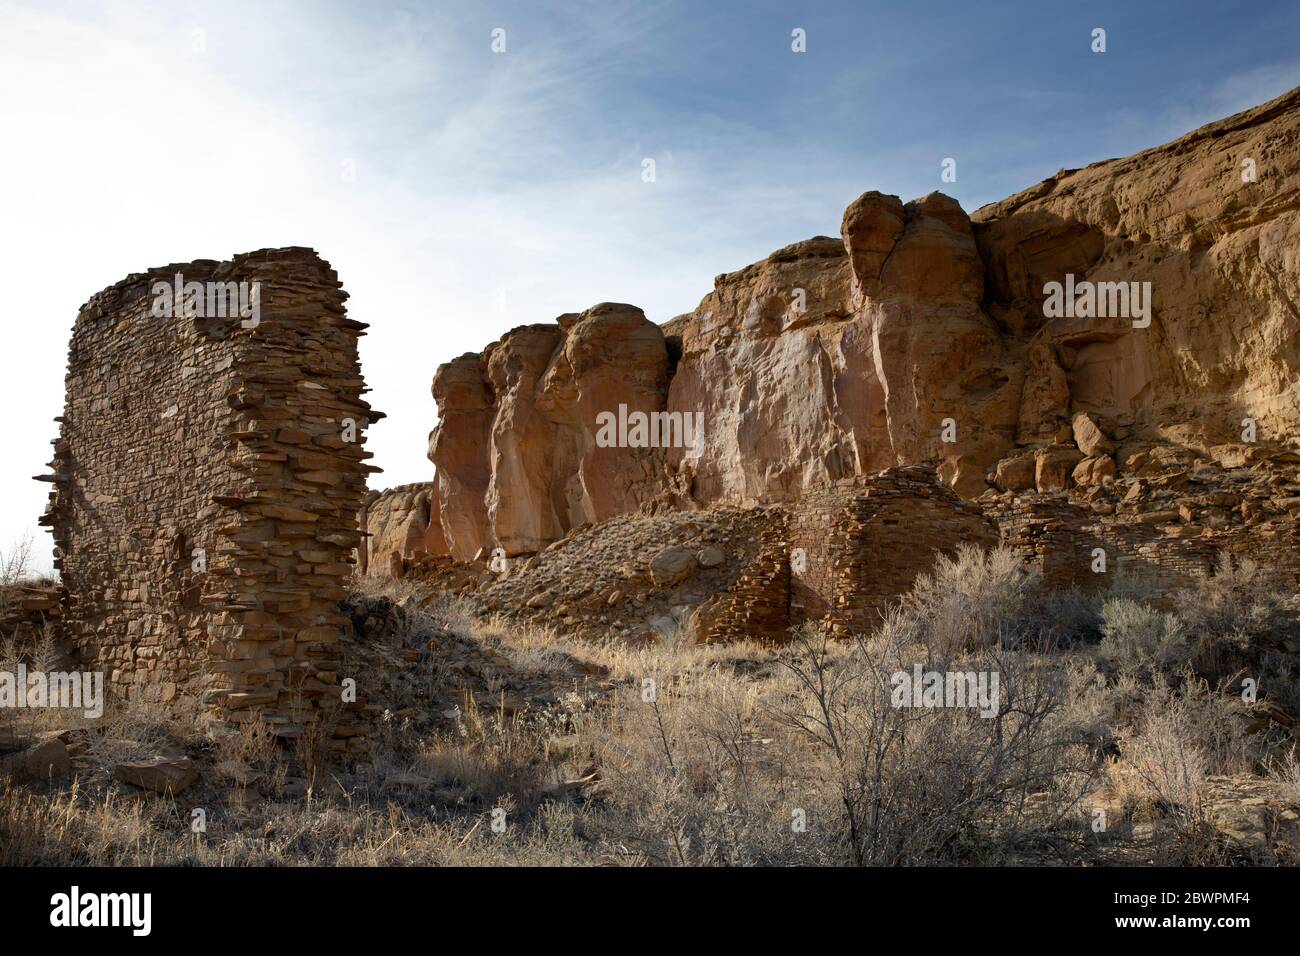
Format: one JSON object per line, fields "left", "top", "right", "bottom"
{"left": 526, "top": 590, "right": 555, "bottom": 609}
{"left": 1072, "top": 454, "right": 1117, "bottom": 486}
{"left": 993, "top": 448, "right": 1039, "bottom": 492}
{"left": 1035, "top": 445, "right": 1086, "bottom": 491}
{"left": 1072, "top": 412, "right": 1116, "bottom": 457}
{"left": 0, "top": 738, "right": 70, "bottom": 783}
{"left": 697, "top": 545, "right": 725, "bottom": 568}
{"left": 649, "top": 546, "right": 698, "bottom": 587}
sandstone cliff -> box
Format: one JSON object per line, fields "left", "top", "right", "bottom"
{"left": 359, "top": 482, "right": 444, "bottom": 576}
{"left": 398, "top": 86, "right": 1300, "bottom": 561}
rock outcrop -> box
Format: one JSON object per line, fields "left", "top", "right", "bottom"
{"left": 359, "top": 483, "right": 444, "bottom": 576}
{"left": 428, "top": 304, "right": 671, "bottom": 559}
{"left": 973, "top": 88, "right": 1300, "bottom": 452}
{"left": 386, "top": 86, "right": 1300, "bottom": 565}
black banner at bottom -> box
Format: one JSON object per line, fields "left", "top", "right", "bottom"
{"left": 0, "top": 865, "right": 1287, "bottom": 941}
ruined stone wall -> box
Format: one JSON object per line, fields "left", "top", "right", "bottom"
{"left": 986, "top": 494, "right": 1300, "bottom": 597}
{"left": 704, "top": 465, "right": 998, "bottom": 641}
{"left": 797, "top": 466, "right": 997, "bottom": 633}
{"left": 699, "top": 519, "right": 791, "bottom": 644}
{"left": 42, "top": 248, "right": 378, "bottom": 747}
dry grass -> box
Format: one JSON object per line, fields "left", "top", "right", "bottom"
{"left": 3, "top": 546, "right": 1299, "bottom": 866}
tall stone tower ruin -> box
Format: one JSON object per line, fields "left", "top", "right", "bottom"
{"left": 40, "top": 248, "right": 379, "bottom": 748}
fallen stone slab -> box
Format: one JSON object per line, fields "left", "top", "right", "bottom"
{"left": 649, "top": 546, "right": 697, "bottom": 586}
{"left": 112, "top": 755, "right": 199, "bottom": 795}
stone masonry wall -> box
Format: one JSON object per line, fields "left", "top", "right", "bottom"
{"left": 790, "top": 466, "right": 997, "bottom": 634}
{"left": 985, "top": 494, "right": 1300, "bottom": 598}
{"left": 41, "top": 248, "right": 379, "bottom": 747}
{"left": 704, "top": 465, "right": 998, "bottom": 641}
{"left": 699, "top": 519, "right": 791, "bottom": 644}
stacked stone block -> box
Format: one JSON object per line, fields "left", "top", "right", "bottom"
{"left": 984, "top": 492, "right": 1300, "bottom": 599}
{"left": 704, "top": 465, "right": 999, "bottom": 642}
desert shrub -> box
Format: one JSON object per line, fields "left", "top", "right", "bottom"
{"left": 1112, "top": 687, "right": 1223, "bottom": 863}
{"left": 1177, "top": 554, "right": 1291, "bottom": 639}
{"left": 0, "top": 628, "right": 70, "bottom": 745}
{"left": 771, "top": 618, "right": 1098, "bottom": 865}
{"left": 1053, "top": 657, "right": 1121, "bottom": 749}
{"left": 0, "top": 533, "right": 34, "bottom": 589}
{"left": 1102, "top": 559, "right": 1169, "bottom": 605}
{"left": 900, "top": 544, "right": 1044, "bottom": 651}
{"left": 898, "top": 544, "right": 1102, "bottom": 652}
{"left": 576, "top": 659, "right": 837, "bottom": 866}
{"left": 1097, "top": 598, "right": 1189, "bottom": 679}
{"left": 1168, "top": 677, "right": 1257, "bottom": 774}
{"left": 1038, "top": 586, "right": 1103, "bottom": 645}
{"left": 1121, "top": 707, "right": 1208, "bottom": 812}
{"left": 1269, "top": 749, "right": 1300, "bottom": 808}
{"left": 1253, "top": 649, "right": 1300, "bottom": 713}
{"left": 1110, "top": 672, "right": 1272, "bottom": 863}
{"left": 1175, "top": 554, "right": 1300, "bottom": 682}
{"left": 1116, "top": 673, "right": 1257, "bottom": 769}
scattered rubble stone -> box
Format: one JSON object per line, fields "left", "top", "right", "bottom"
{"left": 0, "top": 738, "right": 71, "bottom": 783}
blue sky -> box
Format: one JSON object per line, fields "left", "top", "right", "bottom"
{"left": 2, "top": 0, "right": 1298, "bottom": 571}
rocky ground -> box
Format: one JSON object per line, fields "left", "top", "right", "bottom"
{"left": 405, "top": 506, "right": 774, "bottom": 644}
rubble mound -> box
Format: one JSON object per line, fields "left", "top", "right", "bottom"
{"left": 407, "top": 507, "right": 773, "bottom": 643}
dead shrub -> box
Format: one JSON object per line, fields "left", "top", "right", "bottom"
{"left": 1175, "top": 554, "right": 1300, "bottom": 683}
{"left": 772, "top": 617, "right": 1098, "bottom": 865}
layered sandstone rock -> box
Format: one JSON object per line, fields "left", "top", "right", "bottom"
{"left": 973, "top": 85, "right": 1300, "bottom": 453}
{"left": 414, "top": 86, "right": 1300, "bottom": 560}
{"left": 429, "top": 353, "right": 493, "bottom": 561}
{"left": 359, "top": 483, "right": 444, "bottom": 576}
{"left": 430, "top": 304, "right": 670, "bottom": 558}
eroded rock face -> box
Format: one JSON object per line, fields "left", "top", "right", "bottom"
{"left": 429, "top": 353, "right": 493, "bottom": 561}
{"left": 411, "top": 87, "right": 1300, "bottom": 559}
{"left": 664, "top": 237, "right": 858, "bottom": 504}
{"left": 427, "top": 305, "right": 671, "bottom": 557}
{"left": 846, "top": 192, "right": 1021, "bottom": 499}
{"left": 528, "top": 304, "right": 669, "bottom": 547}
{"left": 359, "top": 483, "right": 445, "bottom": 575}
{"left": 973, "top": 85, "right": 1300, "bottom": 451}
